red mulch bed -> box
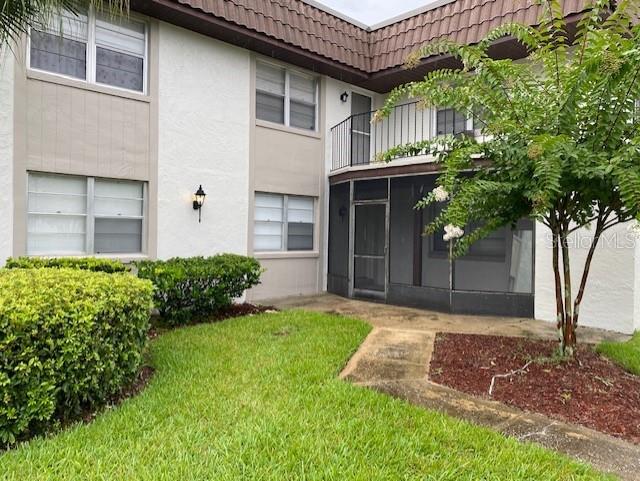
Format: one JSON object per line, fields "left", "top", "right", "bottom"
{"left": 429, "top": 333, "right": 640, "bottom": 444}
{"left": 149, "top": 303, "right": 277, "bottom": 337}
{"left": 210, "top": 303, "right": 276, "bottom": 320}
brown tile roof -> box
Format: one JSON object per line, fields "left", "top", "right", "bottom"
{"left": 170, "top": 0, "right": 586, "bottom": 74}
{"left": 369, "top": 0, "right": 585, "bottom": 72}
{"left": 175, "top": 0, "right": 372, "bottom": 70}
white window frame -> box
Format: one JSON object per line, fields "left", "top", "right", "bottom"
{"left": 433, "top": 108, "right": 474, "bottom": 137}
{"left": 432, "top": 107, "right": 487, "bottom": 139}
{"left": 253, "top": 192, "right": 315, "bottom": 252}
{"left": 256, "top": 60, "right": 319, "bottom": 132}
{"left": 27, "top": 172, "right": 148, "bottom": 257}
{"left": 26, "top": 8, "right": 149, "bottom": 95}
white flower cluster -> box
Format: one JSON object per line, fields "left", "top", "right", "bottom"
{"left": 443, "top": 224, "right": 464, "bottom": 241}
{"left": 432, "top": 185, "right": 449, "bottom": 202}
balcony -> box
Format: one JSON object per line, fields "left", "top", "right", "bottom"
{"left": 330, "top": 102, "right": 481, "bottom": 172}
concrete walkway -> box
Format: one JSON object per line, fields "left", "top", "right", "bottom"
{"left": 273, "top": 294, "right": 639, "bottom": 481}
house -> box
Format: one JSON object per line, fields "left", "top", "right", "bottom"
{"left": 0, "top": 0, "right": 637, "bottom": 333}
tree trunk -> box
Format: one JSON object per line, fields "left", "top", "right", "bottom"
{"left": 571, "top": 215, "right": 606, "bottom": 343}
{"left": 560, "top": 229, "right": 576, "bottom": 356}
{"left": 551, "top": 230, "right": 565, "bottom": 346}
{"left": 550, "top": 208, "right": 610, "bottom": 357}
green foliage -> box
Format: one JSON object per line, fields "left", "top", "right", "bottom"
{"left": 376, "top": 0, "right": 640, "bottom": 347}
{"left": 377, "top": 0, "right": 640, "bottom": 250}
{"left": 597, "top": 332, "right": 640, "bottom": 375}
{"left": 0, "top": 268, "right": 153, "bottom": 445}
{"left": 1, "top": 0, "right": 129, "bottom": 49}
{"left": 5, "top": 256, "right": 127, "bottom": 273}
{"left": 0, "top": 311, "right": 609, "bottom": 480}
{"left": 136, "top": 255, "right": 263, "bottom": 325}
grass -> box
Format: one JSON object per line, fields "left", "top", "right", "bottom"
{"left": 0, "top": 311, "right": 613, "bottom": 481}
{"left": 597, "top": 331, "right": 640, "bottom": 375}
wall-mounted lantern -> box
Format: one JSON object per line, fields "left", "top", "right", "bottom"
{"left": 192, "top": 185, "right": 206, "bottom": 223}
{"left": 340, "top": 91, "right": 349, "bottom": 103}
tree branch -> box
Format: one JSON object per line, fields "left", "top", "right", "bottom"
{"left": 571, "top": 207, "right": 608, "bottom": 328}
{"left": 567, "top": 215, "right": 599, "bottom": 233}
{"left": 603, "top": 65, "right": 640, "bottom": 147}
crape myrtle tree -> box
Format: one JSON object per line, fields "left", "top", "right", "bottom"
{"left": 375, "top": 0, "right": 640, "bottom": 356}
{"left": 0, "top": 0, "right": 127, "bottom": 48}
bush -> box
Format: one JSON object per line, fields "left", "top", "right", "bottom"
{"left": 136, "top": 254, "right": 262, "bottom": 325}
{"left": 0, "top": 268, "right": 153, "bottom": 444}
{"left": 5, "top": 256, "right": 127, "bottom": 273}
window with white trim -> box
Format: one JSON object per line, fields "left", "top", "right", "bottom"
{"left": 27, "top": 172, "right": 146, "bottom": 255}
{"left": 29, "top": 10, "right": 147, "bottom": 93}
{"left": 256, "top": 62, "right": 318, "bottom": 131}
{"left": 436, "top": 108, "right": 469, "bottom": 136}
{"left": 254, "top": 193, "right": 314, "bottom": 251}
{"left": 436, "top": 108, "right": 484, "bottom": 137}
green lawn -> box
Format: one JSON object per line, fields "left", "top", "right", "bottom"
{"left": 0, "top": 311, "right": 612, "bottom": 480}
{"left": 597, "top": 331, "right": 640, "bottom": 376}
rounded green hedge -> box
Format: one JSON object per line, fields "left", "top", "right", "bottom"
{"left": 0, "top": 268, "right": 153, "bottom": 444}
{"left": 136, "top": 254, "right": 262, "bottom": 325}
{"left": 5, "top": 256, "right": 127, "bottom": 273}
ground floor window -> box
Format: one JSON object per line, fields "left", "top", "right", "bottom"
{"left": 254, "top": 192, "right": 314, "bottom": 252}
{"left": 27, "top": 172, "right": 146, "bottom": 255}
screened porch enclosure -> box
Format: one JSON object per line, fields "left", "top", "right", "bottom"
{"left": 328, "top": 175, "right": 534, "bottom": 317}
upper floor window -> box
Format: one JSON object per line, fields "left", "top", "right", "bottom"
{"left": 27, "top": 172, "right": 146, "bottom": 256}
{"left": 29, "top": 10, "right": 147, "bottom": 93}
{"left": 436, "top": 108, "right": 483, "bottom": 137}
{"left": 256, "top": 62, "right": 317, "bottom": 131}
{"left": 436, "top": 108, "right": 468, "bottom": 136}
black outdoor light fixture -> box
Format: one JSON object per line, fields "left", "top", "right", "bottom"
{"left": 192, "top": 185, "right": 206, "bottom": 223}
{"left": 340, "top": 91, "right": 349, "bottom": 103}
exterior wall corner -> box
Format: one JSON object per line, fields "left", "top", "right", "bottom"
{"left": 0, "top": 47, "right": 16, "bottom": 264}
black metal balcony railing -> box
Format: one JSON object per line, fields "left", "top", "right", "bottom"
{"left": 331, "top": 100, "right": 433, "bottom": 171}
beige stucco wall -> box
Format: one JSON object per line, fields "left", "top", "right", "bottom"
{"left": 25, "top": 77, "right": 151, "bottom": 180}
{"left": 246, "top": 57, "right": 326, "bottom": 301}
{"left": 253, "top": 124, "right": 322, "bottom": 196}
{"left": 10, "top": 21, "right": 159, "bottom": 257}
{"left": 251, "top": 255, "right": 322, "bottom": 300}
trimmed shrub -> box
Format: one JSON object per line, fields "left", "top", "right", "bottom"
{"left": 136, "top": 254, "right": 262, "bottom": 325}
{"left": 5, "top": 256, "right": 127, "bottom": 273}
{"left": 0, "top": 268, "right": 153, "bottom": 444}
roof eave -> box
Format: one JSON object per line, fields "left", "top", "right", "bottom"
{"left": 132, "top": 0, "right": 370, "bottom": 85}
{"left": 132, "top": 1, "right": 584, "bottom": 94}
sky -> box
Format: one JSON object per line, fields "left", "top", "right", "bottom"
{"left": 315, "top": 0, "right": 434, "bottom": 26}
